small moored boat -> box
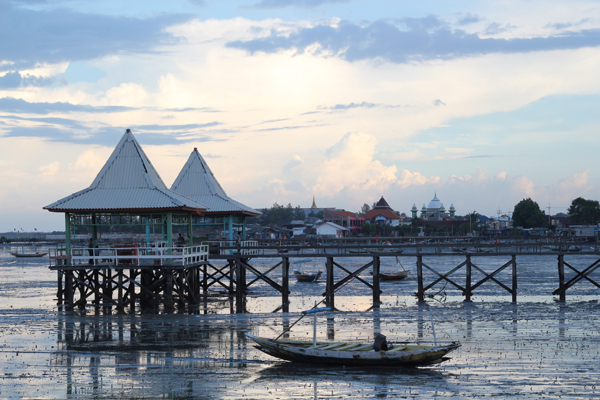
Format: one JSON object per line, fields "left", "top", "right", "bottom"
{"left": 247, "top": 308, "right": 460, "bottom": 366}
{"left": 293, "top": 269, "right": 322, "bottom": 282}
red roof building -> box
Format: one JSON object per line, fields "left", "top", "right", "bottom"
{"left": 324, "top": 210, "right": 365, "bottom": 235}
{"left": 365, "top": 197, "right": 401, "bottom": 227}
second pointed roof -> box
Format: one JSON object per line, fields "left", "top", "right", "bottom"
{"left": 171, "top": 148, "right": 260, "bottom": 216}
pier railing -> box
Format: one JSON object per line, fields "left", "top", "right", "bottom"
{"left": 49, "top": 244, "right": 208, "bottom": 268}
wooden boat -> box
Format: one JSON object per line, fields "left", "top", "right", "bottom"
{"left": 247, "top": 307, "right": 460, "bottom": 367}
{"left": 379, "top": 270, "right": 411, "bottom": 281}
{"left": 10, "top": 251, "right": 47, "bottom": 258}
{"left": 450, "top": 247, "right": 467, "bottom": 253}
{"left": 547, "top": 245, "right": 582, "bottom": 252}
{"left": 247, "top": 334, "right": 460, "bottom": 366}
{"left": 293, "top": 269, "right": 322, "bottom": 282}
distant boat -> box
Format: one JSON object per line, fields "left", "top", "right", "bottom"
{"left": 546, "top": 245, "right": 582, "bottom": 252}
{"left": 10, "top": 250, "right": 47, "bottom": 258}
{"left": 293, "top": 269, "right": 322, "bottom": 283}
{"left": 10, "top": 246, "right": 47, "bottom": 258}
{"left": 450, "top": 247, "right": 467, "bottom": 253}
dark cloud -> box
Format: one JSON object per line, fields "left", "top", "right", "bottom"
{"left": 0, "top": 97, "right": 135, "bottom": 114}
{"left": 252, "top": 0, "right": 351, "bottom": 9}
{"left": 457, "top": 13, "right": 481, "bottom": 26}
{"left": 0, "top": 71, "right": 60, "bottom": 88}
{"left": 187, "top": 0, "right": 207, "bottom": 7}
{"left": 545, "top": 19, "right": 589, "bottom": 30}
{"left": 0, "top": 3, "right": 191, "bottom": 71}
{"left": 133, "top": 122, "right": 221, "bottom": 131}
{"left": 317, "top": 101, "right": 404, "bottom": 111}
{"left": 0, "top": 122, "right": 226, "bottom": 146}
{"left": 227, "top": 19, "right": 600, "bottom": 64}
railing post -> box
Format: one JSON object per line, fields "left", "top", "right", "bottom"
{"left": 465, "top": 254, "right": 472, "bottom": 302}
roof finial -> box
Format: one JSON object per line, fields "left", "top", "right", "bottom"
{"left": 126, "top": 128, "right": 131, "bottom": 133}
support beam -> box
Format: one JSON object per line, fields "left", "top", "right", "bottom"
{"left": 372, "top": 256, "right": 380, "bottom": 305}
{"left": 325, "top": 257, "right": 334, "bottom": 309}
{"left": 512, "top": 255, "right": 517, "bottom": 303}
{"left": 282, "top": 257, "right": 289, "bottom": 312}
{"left": 417, "top": 255, "right": 424, "bottom": 302}
{"left": 465, "top": 255, "right": 472, "bottom": 302}
{"left": 558, "top": 254, "right": 565, "bottom": 302}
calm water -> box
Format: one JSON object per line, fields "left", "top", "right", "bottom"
{"left": 1, "top": 246, "right": 599, "bottom": 399}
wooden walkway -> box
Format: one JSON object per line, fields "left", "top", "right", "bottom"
{"left": 49, "top": 238, "right": 600, "bottom": 312}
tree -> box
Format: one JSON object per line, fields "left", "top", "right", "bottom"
{"left": 512, "top": 198, "right": 546, "bottom": 228}
{"left": 466, "top": 211, "right": 480, "bottom": 233}
{"left": 360, "top": 203, "right": 371, "bottom": 215}
{"left": 293, "top": 206, "right": 306, "bottom": 221}
{"left": 568, "top": 197, "right": 600, "bottom": 225}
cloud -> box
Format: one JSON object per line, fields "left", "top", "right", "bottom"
{"left": 227, "top": 19, "right": 600, "bottom": 64}
{"left": 251, "top": 0, "right": 351, "bottom": 9}
{"left": 457, "top": 13, "right": 481, "bottom": 26}
{"left": 0, "top": 3, "right": 191, "bottom": 71}
{"left": 317, "top": 101, "right": 404, "bottom": 111}
{"left": 39, "top": 161, "right": 59, "bottom": 177}
{"left": 0, "top": 97, "right": 135, "bottom": 114}
{"left": 433, "top": 99, "right": 446, "bottom": 106}
{"left": 0, "top": 71, "right": 59, "bottom": 88}
{"left": 445, "top": 147, "right": 472, "bottom": 154}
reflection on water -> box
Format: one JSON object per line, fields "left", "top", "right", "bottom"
{"left": 2, "top": 249, "right": 600, "bottom": 398}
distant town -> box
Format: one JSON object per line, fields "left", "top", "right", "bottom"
{"left": 2, "top": 194, "right": 599, "bottom": 244}
{"left": 243, "top": 194, "right": 600, "bottom": 241}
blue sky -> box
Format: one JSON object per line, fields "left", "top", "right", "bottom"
{"left": 1, "top": 0, "right": 600, "bottom": 230}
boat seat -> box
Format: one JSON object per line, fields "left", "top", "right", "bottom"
{"left": 354, "top": 344, "right": 374, "bottom": 351}
{"left": 336, "top": 343, "right": 364, "bottom": 351}
{"left": 387, "top": 345, "right": 407, "bottom": 352}
{"left": 319, "top": 342, "right": 347, "bottom": 350}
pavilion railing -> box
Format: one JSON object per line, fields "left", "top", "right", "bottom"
{"left": 49, "top": 244, "right": 208, "bottom": 267}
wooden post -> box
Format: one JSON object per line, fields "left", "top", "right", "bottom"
{"left": 64, "top": 213, "right": 71, "bottom": 267}
{"left": 282, "top": 257, "right": 290, "bottom": 312}
{"left": 117, "top": 270, "right": 124, "bottom": 312}
{"left": 65, "top": 271, "right": 73, "bottom": 311}
{"left": 465, "top": 255, "right": 472, "bottom": 302}
{"left": 325, "top": 257, "right": 334, "bottom": 309}
{"left": 416, "top": 255, "right": 424, "bottom": 302}
{"left": 236, "top": 258, "right": 244, "bottom": 308}
{"left": 372, "top": 256, "right": 380, "bottom": 305}
{"left": 104, "top": 268, "right": 112, "bottom": 310}
{"left": 202, "top": 263, "right": 208, "bottom": 293}
{"left": 57, "top": 271, "right": 63, "bottom": 307}
{"left": 558, "top": 254, "right": 565, "bottom": 301}
{"left": 511, "top": 255, "right": 517, "bottom": 303}
{"left": 140, "top": 270, "right": 149, "bottom": 308}
{"left": 166, "top": 212, "right": 173, "bottom": 266}
{"left": 94, "top": 270, "right": 100, "bottom": 307}
{"left": 165, "top": 270, "right": 174, "bottom": 310}
{"left": 128, "top": 269, "right": 136, "bottom": 312}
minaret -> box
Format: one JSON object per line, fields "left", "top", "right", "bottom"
{"left": 411, "top": 204, "right": 418, "bottom": 219}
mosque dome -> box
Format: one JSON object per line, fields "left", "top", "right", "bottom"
{"left": 449, "top": 204, "right": 456, "bottom": 211}
{"left": 427, "top": 193, "right": 443, "bottom": 210}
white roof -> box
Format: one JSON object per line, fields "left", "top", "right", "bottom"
{"left": 170, "top": 148, "right": 260, "bottom": 216}
{"left": 427, "top": 194, "right": 443, "bottom": 210}
{"left": 44, "top": 130, "right": 208, "bottom": 212}
{"left": 315, "top": 222, "right": 348, "bottom": 230}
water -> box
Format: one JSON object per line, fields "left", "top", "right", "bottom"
{"left": 1, "top": 246, "right": 600, "bottom": 398}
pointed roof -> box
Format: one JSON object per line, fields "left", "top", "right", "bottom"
{"left": 170, "top": 148, "right": 260, "bottom": 216}
{"left": 311, "top": 195, "right": 317, "bottom": 209}
{"left": 373, "top": 196, "right": 392, "bottom": 210}
{"left": 44, "top": 130, "right": 208, "bottom": 212}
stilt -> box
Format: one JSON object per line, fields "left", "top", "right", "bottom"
{"left": 65, "top": 271, "right": 74, "bottom": 311}
{"left": 325, "top": 257, "right": 334, "bottom": 309}
{"left": 165, "top": 270, "right": 174, "bottom": 310}
{"left": 465, "top": 255, "right": 472, "bottom": 302}
{"left": 416, "top": 255, "right": 424, "bottom": 302}
{"left": 282, "top": 257, "right": 290, "bottom": 313}
{"left": 558, "top": 254, "right": 565, "bottom": 301}
{"left": 512, "top": 255, "right": 517, "bottom": 303}
{"left": 372, "top": 256, "right": 380, "bottom": 305}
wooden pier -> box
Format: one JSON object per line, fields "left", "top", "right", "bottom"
{"left": 49, "top": 237, "right": 600, "bottom": 312}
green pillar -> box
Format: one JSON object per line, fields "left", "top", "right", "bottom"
{"left": 228, "top": 215, "right": 233, "bottom": 241}
{"left": 92, "top": 214, "right": 97, "bottom": 245}
{"left": 188, "top": 214, "right": 193, "bottom": 246}
{"left": 242, "top": 216, "right": 247, "bottom": 241}
{"left": 65, "top": 213, "right": 71, "bottom": 266}
{"left": 145, "top": 216, "right": 151, "bottom": 245}
{"left": 166, "top": 212, "right": 173, "bottom": 264}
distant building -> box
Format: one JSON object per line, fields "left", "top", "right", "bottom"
{"left": 324, "top": 210, "right": 365, "bottom": 236}
{"left": 413, "top": 192, "right": 456, "bottom": 221}
{"left": 365, "top": 197, "right": 401, "bottom": 227}
{"left": 315, "top": 222, "right": 348, "bottom": 238}
{"left": 298, "top": 196, "right": 335, "bottom": 219}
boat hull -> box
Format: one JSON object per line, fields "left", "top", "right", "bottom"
{"left": 10, "top": 252, "right": 47, "bottom": 258}
{"left": 247, "top": 334, "right": 460, "bottom": 367}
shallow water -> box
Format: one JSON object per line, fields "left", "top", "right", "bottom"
{"left": 1, "top": 246, "right": 600, "bottom": 399}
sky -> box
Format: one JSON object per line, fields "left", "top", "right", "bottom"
{"left": 1, "top": 0, "right": 600, "bottom": 231}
